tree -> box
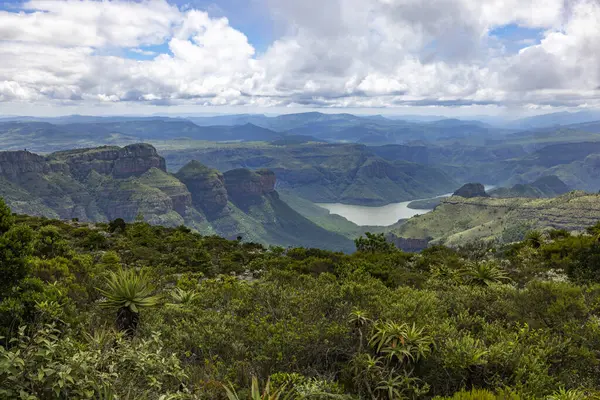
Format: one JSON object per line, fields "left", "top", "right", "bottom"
{"left": 98, "top": 268, "right": 159, "bottom": 334}
{"left": 355, "top": 232, "right": 396, "bottom": 253}
{"left": 108, "top": 218, "right": 127, "bottom": 233}
{"left": 0, "top": 198, "right": 14, "bottom": 235}
{"left": 34, "top": 225, "right": 70, "bottom": 259}
{"left": 0, "top": 224, "right": 34, "bottom": 291}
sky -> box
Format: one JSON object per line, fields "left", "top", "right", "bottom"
{"left": 1, "top": 0, "right": 600, "bottom": 117}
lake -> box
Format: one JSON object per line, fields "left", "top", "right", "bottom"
{"left": 317, "top": 185, "right": 495, "bottom": 226}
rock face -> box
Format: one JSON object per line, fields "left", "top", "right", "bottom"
{"left": 453, "top": 183, "right": 489, "bottom": 198}
{"left": 224, "top": 168, "right": 276, "bottom": 206}
{"left": 175, "top": 161, "right": 228, "bottom": 217}
{"left": 137, "top": 168, "right": 193, "bottom": 216}
{"left": 0, "top": 151, "right": 63, "bottom": 179}
{"left": 490, "top": 175, "right": 570, "bottom": 199}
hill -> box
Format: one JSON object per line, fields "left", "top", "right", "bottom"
{"left": 489, "top": 176, "right": 570, "bottom": 198}
{"left": 0, "top": 144, "right": 353, "bottom": 251}
{"left": 393, "top": 191, "right": 600, "bottom": 246}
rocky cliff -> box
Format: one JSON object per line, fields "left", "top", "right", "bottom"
{"left": 175, "top": 160, "right": 228, "bottom": 217}
{"left": 0, "top": 150, "right": 67, "bottom": 179}
{"left": 161, "top": 143, "right": 459, "bottom": 206}
{"left": 224, "top": 168, "right": 277, "bottom": 208}
{"left": 453, "top": 183, "right": 489, "bottom": 198}
{"left": 490, "top": 175, "right": 570, "bottom": 199}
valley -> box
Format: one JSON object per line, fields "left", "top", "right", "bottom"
{"left": 2, "top": 112, "right": 600, "bottom": 252}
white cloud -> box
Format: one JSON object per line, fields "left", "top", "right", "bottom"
{"left": 0, "top": 0, "right": 599, "bottom": 112}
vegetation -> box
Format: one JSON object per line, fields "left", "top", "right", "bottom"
{"left": 3, "top": 198, "right": 600, "bottom": 398}
{"left": 394, "top": 191, "right": 600, "bottom": 246}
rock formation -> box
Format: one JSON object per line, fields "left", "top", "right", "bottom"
{"left": 453, "top": 183, "right": 489, "bottom": 198}
{"left": 175, "top": 160, "right": 228, "bottom": 217}
{"left": 224, "top": 168, "right": 276, "bottom": 207}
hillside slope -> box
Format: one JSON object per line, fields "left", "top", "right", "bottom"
{"left": 393, "top": 191, "right": 600, "bottom": 246}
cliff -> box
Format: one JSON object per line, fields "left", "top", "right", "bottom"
{"left": 224, "top": 168, "right": 276, "bottom": 208}
{"left": 162, "top": 143, "right": 459, "bottom": 206}
{"left": 175, "top": 161, "right": 228, "bottom": 217}
{"left": 490, "top": 176, "right": 570, "bottom": 199}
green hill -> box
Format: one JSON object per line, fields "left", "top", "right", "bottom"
{"left": 393, "top": 191, "right": 600, "bottom": 246}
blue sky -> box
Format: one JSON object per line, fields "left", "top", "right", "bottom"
{"left": 489, "top": 24, "right": 545, "bottom": 53}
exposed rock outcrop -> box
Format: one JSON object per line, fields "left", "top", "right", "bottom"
{"left": 490, "top": 175, "right": 570, "bottom": 199}
{"left": 224, "top": 168, "right": 276, "bottom": 206}
{"left": 175, "top": 161, "right": 228, "bottom": 217}
{"left": 137, "top": 168, "right": 193, "bottom": 216}
{"left": 453, "top": 183, "right": 489, "bottom": 198}
{"left": 0, "top": 151, "right": 58, "bottom": 179}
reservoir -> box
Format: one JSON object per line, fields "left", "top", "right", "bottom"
{"left": 317, "top": 185, "right": 495, "bottom": 226}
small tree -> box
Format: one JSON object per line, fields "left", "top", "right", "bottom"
{"left": 108, "top": 218, "right": 127, "bottom": 233}
{"left": 355, "top": 232, "right": 396, "bottom": 253}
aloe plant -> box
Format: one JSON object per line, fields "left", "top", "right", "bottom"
{"left": 224, "top": 376, "right": 291, "bottom": 400}
{"left": 170, "top": 287, "right": 199, "bottom": 305}
{"left": 98, "top": 268, "right": 159, "bottom": 334}
{"left": 462, "top": 261, "right": 511, "bottom": 286}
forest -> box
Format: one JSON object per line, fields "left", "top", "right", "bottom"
{"left": 2, "top": 198, "right": 600, "bottom": 399}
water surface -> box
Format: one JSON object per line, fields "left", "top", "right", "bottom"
{"left": 317, "top": 185, "right": 495, "bottom": 226}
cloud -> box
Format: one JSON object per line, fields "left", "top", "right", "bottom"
{"left": 0, "top": 0, "right": 599, "bottom": 111}
{"left": 131, "top": 49, "right": 158, "bottom": 56}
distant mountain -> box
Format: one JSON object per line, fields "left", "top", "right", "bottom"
{"left": 508, "top": 111, "right": 600, "bottom": 129}
{"left": 187, "top": 112, "right": 505, "bottom": 144}
{"left": 0, "top": 144, "right": 353, "bottom": 251}
{"left": 0, "top": 120, "right": 282, "bottom": 153}
{"left": 489, "top": 176, "right": 571, "bottom": 198}
{"left": 1, "top": 113, "right": 510, "bottom": 150}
